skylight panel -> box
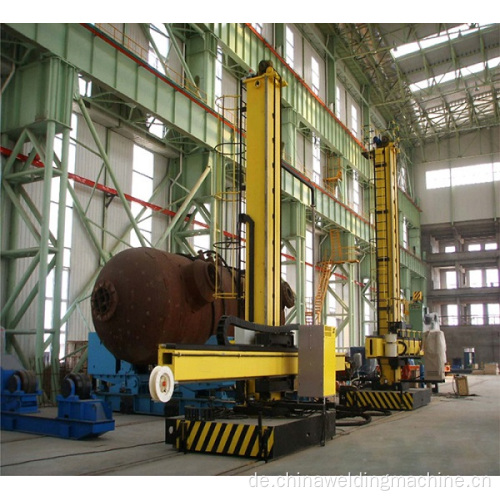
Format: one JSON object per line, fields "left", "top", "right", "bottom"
{"left": 391, "top": 24, "right": 492, "bottom": 59}
{"left": 409, "top": 55, "right": 500, "bottom": 92}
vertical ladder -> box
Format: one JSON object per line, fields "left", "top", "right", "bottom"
{"left": 213, "top": 93, "right": 245, "bottom": 301}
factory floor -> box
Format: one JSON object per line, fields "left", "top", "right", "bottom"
{"left": 1, "top": 375, "right": 499, "bottom": 479}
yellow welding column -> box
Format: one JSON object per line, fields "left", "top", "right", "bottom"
{"left": 374, "top": 142, "right": 402, "bottom": 334}
{"left": 243, "top": 66, "right": 286, "bottom": 326}
{"left": 373, "top": 142, "right": 402, "bottom": 385}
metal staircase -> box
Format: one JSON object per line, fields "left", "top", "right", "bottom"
{"left": 311, "top": 229, "right": 359, "bottom": 324}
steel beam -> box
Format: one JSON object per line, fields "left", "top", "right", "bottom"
{"left": 155, "top": 165, "right": 211, "bottom": 247}
{"left": 4, "top": 23, "right": 233, "bottom": 150}
{"left": 211, "top": 23, "right": 372, "bottom": 179}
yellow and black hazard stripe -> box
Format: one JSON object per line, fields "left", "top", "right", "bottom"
{"left": 345, "top": 389, "right": 415, "bottom": 411}
{"left": 175, "top": 420, "right": 274, "bottom": 458}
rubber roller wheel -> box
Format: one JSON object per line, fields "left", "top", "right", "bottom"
{"left": 149, "top": 365, "right": 175, "bottom": 403}
{"left": 7, "top": 370, "right": 37, "bottom": 394}
{"left": 61, "top": 373, "right": 92, "bottom": 399}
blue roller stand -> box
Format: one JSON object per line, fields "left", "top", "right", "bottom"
{"left": 88, "top": 332, "right": 236, "bottom": 416}
{"left": 1, "top": 362, "right": 115, "bottom": 440}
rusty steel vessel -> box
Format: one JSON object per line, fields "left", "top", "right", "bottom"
{"left": 91, "top": 248, "right": 294, "bottom": 366}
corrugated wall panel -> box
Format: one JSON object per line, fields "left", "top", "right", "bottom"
{"left": 67, "top": 115, "right": 107, "bottom": 342}
{"left": 66, "top": 118, "right": 172, "bottom": 342}
{"left": 105, "top": 131, "right": 133, "bottom": 254}
{"left": 151, "top": 153, "right": 170, "bottom": 251}
{"left": 8, "top": 142, "right": 49, "bottom": 358}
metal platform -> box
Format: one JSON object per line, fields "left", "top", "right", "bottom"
{"left": 165, "top": 411, "right": 336, "bottom": 460}
{"left": 340, "top": 387, "right": 432, "bottom": 411}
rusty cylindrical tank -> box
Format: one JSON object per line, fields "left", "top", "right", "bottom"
{"left": 91, "top": 248, "right": 295, "bottom": 366}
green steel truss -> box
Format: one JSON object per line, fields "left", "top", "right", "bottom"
{"left": 1, "top": 23, "right": 427, "bottom": 383}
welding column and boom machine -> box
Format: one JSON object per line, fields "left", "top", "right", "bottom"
{"left": 340, "top": 138, "right": 432, "bottom": 411}
{"left": 148, "top": 62, "right": 337, "bottom": 460}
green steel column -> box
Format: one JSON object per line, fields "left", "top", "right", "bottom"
{"left": 164, "top": 24, "right": 203, "bottom": 101}
{"left": 282, "top": 200, "right": 306, "bottom": 323}
{"left": 401, "top": 266, "right": 411, "bottom": 304}
{"left": 35, "top": 120, "right": 56, "bottom": 385}
{"left": 409, "top": 226, "right": 420, "bottom": 256}
{"left": 346, "top": 234, "right": 358, "bottom": 347}
{"left": 282, "top": 107, "right": 297, "bottom": 167}
{"left": 362, "top": 86, "right": 371, "bottom": 145}
{"left": 274, "top": 24, "right": 285, "bottom": 55}
{"left": 326, "top": 36, "right": 337, "bottom": 111}
{"left": 1, "top": 166, "right": 20, "bottom": 354}
{"left": 186, "top": 31, "right": 217, "bottom": 107}
{"left": 50, "top": 125, "right": 71, "bottom": 398}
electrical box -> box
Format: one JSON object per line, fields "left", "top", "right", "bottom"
{"left": 298, "top": 325, "right": 336, "bottom": 398}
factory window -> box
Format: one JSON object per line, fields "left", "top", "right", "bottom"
{"left": 252, "top": 23, "right": 263, "bottom": 35}
{"left": 148, "top": 24, "right": 169, "bottom": 75}
{"left": 192, "top": 204, "right": 211, "bottom": 254}
{"left": 350, "top": 104, "right": 359, "bottom": 138}
{"left": 147, "top": 115, "right": 165, "bottom": 139}
{"left": 470, "top": 303, "right": 484, "bottom": 325}
{"left": 312, "top": 134, "right": 321, "bottom": 184}
{"left": 398, "top": 164, "right": 407, "bottom": 192}
{"left": 487, "top": 303, "right": 500, "bottom": 325}
{"left": 286, "top": 26, "right": 294, "bottom": 68}
{"left": 447, "top": 304, "right": 459, "bottom": 326}
{"left": 445, "top": 245, "right": 456, "bottom": 253}
{"left": 402, "top": 216, "right": 408, "bottom": 248}
{"left": 305, "top": 229, "right": 314, "bottom": 301}
{"left": 78, "top": 75, "right": 92, "bottom": 97}
{"left": 45, "top": 113, "right": 78, "bottom": 359}
{"left": 468, "top": 243, "right": 481, "bottom": 251}
{"left": 130, "top": 145, "right": 154, "bottom": 247}
{"left": 215, "top": 45, "right": 223, "bottom": 109}
{"left": 352, "top": 171, "right": 360, "bottom": 213}
{"left": 445, "top": 270, "right": 457, "bottom": 289}
{"left": 485, "top": 242, "right": 498, "bottom": 250}
{"left": 425, "top": 168, "right": 451, "bottom": 189}
{"left": 486, "top": 268, "right": 499, "bottom": 287}
{"left": 335, "top": 85, "right": 341, "bottom": 119}
{"left": 311, "top": 56, "right": 320, "bottom": 95}
{"left": 426, "top": 162, "right": 500, "bottom": 190}
{"left": 468, "top": 269, "right": 482, "bottom": 288}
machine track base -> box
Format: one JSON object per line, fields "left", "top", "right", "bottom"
{"left": 165, "top": 411, "right": 336, "bottom": 460}
{"left": 340, "top": 386, "right": 431, "bottom": 411}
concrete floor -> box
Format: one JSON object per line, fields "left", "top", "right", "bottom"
{"left": 1, "top": 375, "right": 499, "bottom": 477}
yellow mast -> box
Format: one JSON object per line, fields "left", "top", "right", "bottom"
{"left": 370, "top": 140, "right": 404, "bottom": 385}
{"left": 242, "top": 63, "right": 286, "bottom": 326}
